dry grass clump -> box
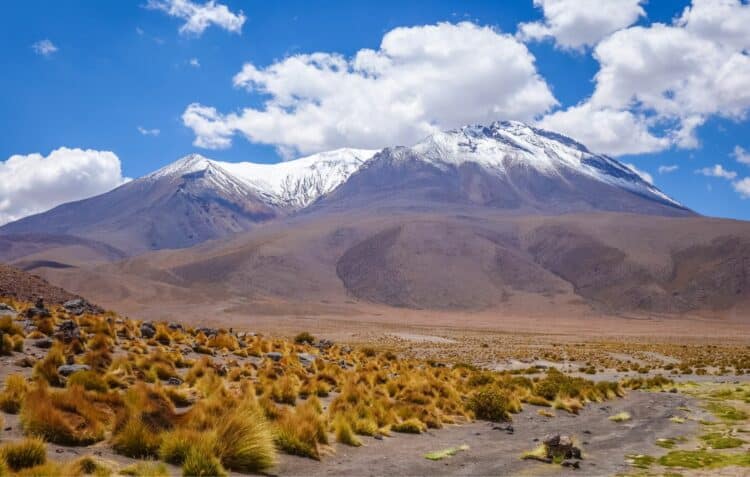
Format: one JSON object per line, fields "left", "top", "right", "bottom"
{"left": 467, "top": 387, "right": 516, "bottom": 422}
{"left": 212, "top": 399, "right": 277, "bottom": 473}
{"left": 0, "top": 374, "right": 28, "bottom": 413}
{"left": 274, "top": 400, "right": 328, "bottom": 459}
{"left": 294, "top": 331, "right": 315, "bottom": 344}
{"left": 20, "top": 383, "right": 113, "bottom": 445}
{"left": 32, "top": 342, "right": 65, "bottom": 386}
{"left": 1, "top": 437, "right": 47, "bottom": 471}
{"left": 334, "top": 415, "right": 361, "bottom": 447}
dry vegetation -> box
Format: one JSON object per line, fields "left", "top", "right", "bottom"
{"left": 0, "top": 298, "right": 641, "bottom": 475}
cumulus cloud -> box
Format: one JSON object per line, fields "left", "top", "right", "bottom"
{"left": 538, "top": 103, "right": 668, "bottom": 155}
{"left": 146, "top": 0, "right": 245, "bottom": 36}
{"left": 0, "top": 148, "right": 128, "bottom": 225}
{"left": 183, "top": 22, "right": 557, "bottom": 156}
{"left": 189, "top": 57, "right": 200, "bottom": 68}
{"left": 658, "top": 165, "right": 679, "bottom": 174}
{"left": 732, "top": 145, "right": 750, "bottom": 165}
{"left": 696, "top": 164, "right": 738, "bottom": 179}
{"left": 32, "top": 39, "right": 58, "bottom": 57}
{"left": 624, "top": 163, "right": 654, "bottom": 184}
{"left": 734, "top": 177, "right": 750, "bottom": 198}
{"left": 518, "top": 0, "right": 646, "bottom": 49}
{"left": 137, "top": 126, "right": 160, "bottom": 136}
{"left": 539, "top": 0, "right": 750, "bottom": 156}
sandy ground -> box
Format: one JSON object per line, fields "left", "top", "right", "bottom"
{"left": 277, "top": 391, "right": 701, "bottom": 477}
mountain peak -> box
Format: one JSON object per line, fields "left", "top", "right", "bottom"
{"left": 146, "top": 153, "right": 214, "bottom": 180}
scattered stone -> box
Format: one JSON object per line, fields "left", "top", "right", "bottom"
{"left": 140, "top": 322, "right": 156, "bottom": 339}
{"left": 0, "top": 303, "right": 17, "bottom": 318}
{"left": 56, "top": 320, "right": 81, "bottom": 343}
{"left": 543, "top": 434, "right": 582, "bottom": 461}
{"left": 168, "top": 322, "right": 184, "bottom": 331}
{"left": 14, "top": 356, "right": 35, "bottom": 368}
{"left": 62, "top": 299, "right": 86, "bottom": 315}
{"left": 315, "top": 339, "right": 334, "bottom": 350}
{"left": 25, "top": 297, "right": 50, "bottom": 319}
{"left": 57, "top": 364, "right": 91, "bottom": 376}
{"left": 561, "top": 460, "right": 581, "bottom": 469}
{"left": 197, "top": 327, "right": 218, "bottom": 337}
{"left": 167, "top": 377, "right": 183, "bottom": 386}
{"left": 266, "top": 352, "right": 283, "bottom": 362}
{"left": 33, "top": 338, "right": 53, "bottom": 349}
{"left": 297, "top": 352, "right": 316, "bottom": 367}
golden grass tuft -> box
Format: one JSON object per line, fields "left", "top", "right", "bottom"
{"left": 334, "top": 415, "right": 361, "bottom": 447}
{"left": 0, "top": 374, "right": 28, "bottom": 414}
{"left": 213, "top": 399, "right": 277, "bottom": 473}
{"left": 1, "top": 437, "right": 47, "bottom": 471}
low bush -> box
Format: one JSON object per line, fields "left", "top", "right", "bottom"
{"left": 1, "top": 437, "right": 47, "bottom": 471}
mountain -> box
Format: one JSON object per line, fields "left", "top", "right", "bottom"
{"left": 319, "top": 121, "right": 689, "bottom": 216}
{"left": 0, "top": 149, "right": 377, "bottom": 255}
{"left": 3, "top": 120, "right": 748, "bottom": 318}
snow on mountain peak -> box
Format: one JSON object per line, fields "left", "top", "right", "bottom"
{"left": 146, "top": 148, "right": 379, "bottom": 208}
{"left": 400, "top": 120, "right": 681, "bottom": 207}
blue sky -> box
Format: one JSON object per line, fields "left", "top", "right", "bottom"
{"left": 1, "top": 0, "right": 749, "bottom": 221}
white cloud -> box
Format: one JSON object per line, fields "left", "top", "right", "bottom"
{"left": 734, "top": 177, "right": 750, "bottom": 198}
{"left": 518, "top": 0, "right": 646, "bottom": 49}
{"left": 696, "top": 164, "right": 738, "bottom": 179}
{"left": 732, "top": 145, "right": 750, "bottom": 165}
{"left": 146, "top": 0, "right": 245, "bottom": 36}
{"left": 539, "top": 0, "right": 750, "bottom": 156}
{"left": 538, "top": 103, "right": 668, "bottom": 155}
{"left": 32, "top": 39, "right": 58, "bottom": 57}
{"left": 189, "top": 57, "right": 200, "bottom": 68}
{"left": 658, "top": 165, "right": 679, "bottom": 174}
{"left": 624, "top": 163, "right": 653, "bottom": 184}
{"left": 183, "top": 22, "right": 557, "bottom": 156}
{"left": 137, "top": 126, "right": 161, "bottom": 136}
{"left": 0, "top": 148, "right": 129, "bottom": 225}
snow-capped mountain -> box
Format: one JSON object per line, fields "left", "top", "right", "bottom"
{"left": 324, "top": 120, "right": 688, "bottom": 216}
{"left": 147, "top": 148, "right": 378, "bottom": 208}
{"left": 0, "top": 121, "right": 690, "bottom": 256}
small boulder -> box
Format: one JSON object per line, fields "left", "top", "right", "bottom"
{"left": 167, "top": 322, "right": 184, "bottom": 331}
{"left": 140, "top": 322, "right": 156, "bottom": 339}
{"left": 34, "top": 338, "right": 54, "bottom": 349}
{"left": 167, "top": 377, "right": 183, "bottom": 386}
{"left": 543, "top": 434, "right": 582, "bottom": 461}
{"left": 0, "top": 303, "right": 17, "bottom": 318}
{"left": 266, "top": 352, "right": 283, "bottom": 362}
{"left": 62, "top": 299, "right": 86, "bottom": 315}
{"left": 57, "top": 364, "right": 91, "bottom": 377}
{"left": 55, "top": 320, "right": 81, "bottom": 343}
{"left": 196, "top": 327, "right": 218, "bottom": 337}
{"left": 297, "top": 352, "right": 316, "bottom": 367}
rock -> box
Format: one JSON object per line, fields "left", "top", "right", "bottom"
{"left": 561, "top": 460, "right": 581, "bottom": 469}
{"left": 55, "top": 320, "right": 81, "bottom": 343}
{"left": 167, "top": 377, "right": 183, "bottom": 386}
{"left": 14, "top": 356, "right": 35, "bottom": 367}
{"left": 266, "top": 352, "right": 283, "bottom": 362}
{"left": 196, "top": 327, "right": 218, "bottom": 337}
{"left": 140, "top": 322, "right": 156, "bottom": 338}
{"left": 543, "top": 434, "right": 582, "bottom": 461}
{"left": 34, "top": 338, "right": 54, "bottom": 349}
{"left": 0, "top": 303, "right": 17, "bottom": 318}
{"left": 297, "top": 352, "right": 316, "bottom": 367}
{"left": 315, "top": 339, "right": 334, "bottom": 350}
{"left": 62, "top": 299, "right": 86, "bottom": 315}
{"left": 374, "top": 435, "right": 383, "bottom": 440}
{"left": 167, "top": 322, "right": 184, "bottom": 331}
{"left": 57, "top": 364, "right": 91, "bottom": 376}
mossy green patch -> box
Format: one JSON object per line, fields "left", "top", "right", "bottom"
{"left": 424, "top": 444, "right": 469, "bottom": 461}
{"left": 705, "top": 402, "right": 748, "bottom": 421}
{"left": 626, "top": 454, "right": 655, "bottom": 469}
{"left": 700, "top": 432, "right": 744, "bottom": 449}
{"left": 658, "top": 450, "right": 750, "bottom": 469}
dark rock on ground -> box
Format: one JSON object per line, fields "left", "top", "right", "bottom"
{"left": 57, "top": 364, "right": 91, "bottom": 376}
{"left": 140, "top": 322, "right": 156, "bottom": 338}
